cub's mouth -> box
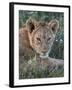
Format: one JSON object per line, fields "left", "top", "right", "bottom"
{"left": 39, "top": 53, "right": 49, "bottom": 59}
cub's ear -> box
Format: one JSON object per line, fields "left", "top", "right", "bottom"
{"left": 48, "top": 19, "right": 59, "bottom": 34}
{"left": 26, "top": 18, "right": 36, "bottom": 33}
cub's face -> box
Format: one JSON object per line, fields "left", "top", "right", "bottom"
{"left": 26, "top": 18, "right": 59, "bottom": 58}
{"left": 32, "top": 27, "right": 55, "bottom": 58}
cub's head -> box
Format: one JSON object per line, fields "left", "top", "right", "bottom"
{"left": 26, "top": 18, "right": 59, "bottom": 59}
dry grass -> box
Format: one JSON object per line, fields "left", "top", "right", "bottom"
{"left": 19, "top": 55, "right": 64, "bottom": 79}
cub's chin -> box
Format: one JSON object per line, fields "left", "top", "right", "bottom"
{"left": 39, "top": 54, "right": 49, "bottom": 59}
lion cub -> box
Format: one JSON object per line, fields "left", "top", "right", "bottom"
{"left": 19, "top": 18, "right": 64, "bottom": 72}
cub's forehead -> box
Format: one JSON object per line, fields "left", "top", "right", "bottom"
{"left": 36, "top": 26, "right": 52, "bottom": 34}
{"left": 34, "top": 26, "right": 53, "bottom": 37}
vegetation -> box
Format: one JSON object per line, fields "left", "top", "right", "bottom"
{"left": 19, "top": 10, "right": 64, "bottom": 79}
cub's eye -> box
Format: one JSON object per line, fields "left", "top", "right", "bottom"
{"left": 36, "top": 37, "right": 41, "bottom": 42}
{"left": 47, "top": 37, "right": 51, "bottom": 41}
